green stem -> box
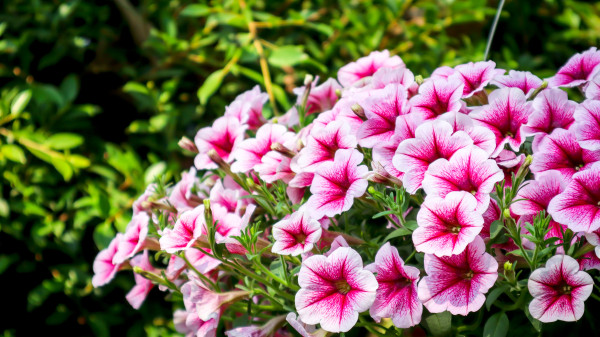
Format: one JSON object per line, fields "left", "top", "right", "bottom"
{"left": 181, "top": 253, "right": 220, "bottom": 292}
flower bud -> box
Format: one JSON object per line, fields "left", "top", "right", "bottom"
{"left": 503, "top": 208, "right": 511, "bottom": 219}
{"left": 351, "top": 103, "right": 366, "bottom": 120}
{"left": 271, "top": 142, "right": 296, "bottom": 158}
{"left": 304, "top": 74, "right": 314, "bottom": 86}
{"left": 504, "top": 261, "right": 513, "bottom": 272}
{"left": 178, "top": 136, "right": 198, "bottom": 153}
{"left": 415, "top": 75, "right": 424, "bottom": 85}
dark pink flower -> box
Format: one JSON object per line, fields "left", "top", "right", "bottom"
{"left": 572, "top": 100, "right": 600, "bottom": 151}
{"left": 422, "top": 146, "right": 504, "bottom": 212}
{"left": 393, "top": 119, "right": 473, "bottom": 193}
{"left": 414, "top": 192, "right": 484, "bottom": 256}
{"left": 470, "top": 88, "right": 533, "bottom": 157}
{"left": 169, "top": 168, "right": 201, "bottom": 212}
{"left": 357, "top": 84, "right": 410, "bottom": 147}
{"left": 530, "top": 129, "right": 600, "bottom": 181}
{"left": 294, "top": 77, "right": 342, "bottom": 116}
{"left": 511, "top": 171, "right": 567, "bottom": 217}
{"left": 548, "top": 167, "right": 600, "bottom": 232}
{"left": 113, "top": 212, "right": 151, "bottom": 264}
{"left": 272, "top": 208, "right": 322, "bottom": 256}
{"left": 338, "top": 50, "right": 404, "bottom": 87}
{"left": 479, "top": 199, "right": 501, "bottom": 240}
{"left": 365, "top": 243, "right": 422, "bottom": 328}
{"left": 194, "top": 116, "right": 247, "bottom": 170}
{"left": 495, "top": 150, "right": 525, "bottom": 188}
{"left": 417, "top": 236, "right": 498, "bottom": 315}
{"left": 224, "top": 85, "right": 268, "bottom": 130}
{"left": 521, "top": 88, "right": 576, "bottom": 145}
{"left": 159, "top": 205, "right": 206, "bottom": 253}
{"left": 491, "top": 70, "right": 543, "bottom": 97}
{"left": 449, "top": 61, "right": 505, "bottom": 98}
{"left": 231, "top": 123, "right": 295, "bottom": 173}
{"left": 209, "top": 179, "right": 249, "bottom": 216}
{"left": 528, "top": 255, "right": 593, "bottom": 322}
{"left": 548, "top": 47, "right": 600, "bottom": 88}
{"left": 295, "top": 247, "right": 377, "bottom": 333}
{"left": 314, "top": 97, "right": 364, "bottom": 135}
{"left": 296, "top": 120, "right": 357, "bottom": 172}
{"left": 126, "top": 250, "right": 159, "bottom": 309}
{"left": 431, "top": 66, "right": 456, "bottom": 80}
{"left": 439, "top": 112, "right": 497, "bottom": 156}
{"left": 92, "top": 234, "right": 124, "bottom": 287}
{"left": 408, "top": 77, "right": 464, "bottom": 119}
{"left": 306, "top": 149, "right": 369, "bottom": 218}
{"left": 372, "top": 66, "right": 416, "bottom": 92}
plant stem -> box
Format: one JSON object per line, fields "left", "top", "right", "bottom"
{"left": 483, "top": 0, "right": 505, "bottom": 61}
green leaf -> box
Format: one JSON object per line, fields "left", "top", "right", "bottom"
{"left": 422, "top": 311, "right": 452, "bottom": 336}
{"left": 268, "top": 46, "right": 309, "bottom": 67}
{"left": 60, "top": 74, "right": 79, "bottom": 103}
{"left": 197, "top": 69, "right": 225, "bottom": 105}
{"left": 51, "top": 158, "right": 73, "bottom": 181}
{"left": 524, "top": 305, "right": 542, "bottom": 332}
{"left": 489, "top": 220, "right": 503, "bottom": 240}
{"left": 46, "top": 133, "right": 84, "bottom": 150}
{"left": 483, "top": 312, "right": 509, "bottom": 337}
{"left": 180, "top": 4, "right": 210, "bottom": 17}
{"left": 1, "top": 144, "right": 26, "bottom": 164}
{"left": 123, "top": 82, "right": 150, "bottom": 95}
{"left": 485, "top": 285, "right": 508, "bottom": 310}
{"left": 11, "top": 90, "right": 32, "bottom": 115}
{"left": 32, "top": 85, "right": 65, "bottom": 108}
{"left": 144, "top": 161, "right": 166, "bottom": 185}
{"left": 66, "top": 154, "right": 91, "bottom": 168}
{"left": 0, "top": 198, "right": 8, "bottom": 218}
{"left": 94, "top": 221, "right": 115, "bottom": 250}
{"left": 404, "top": 220, "right": 418, "bottom": 231}
{"left": 383, "top": 227, "right": 412, "bottom": 242}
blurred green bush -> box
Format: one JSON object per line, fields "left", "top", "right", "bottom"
{"left": 0, "top": 0, "right": 598, "bottom": 336}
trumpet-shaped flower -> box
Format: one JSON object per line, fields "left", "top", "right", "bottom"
{"left": 422, "top": 146, "right": 504, "bottom": 212}
{"left": 521, "top": 88, "right": 576, "bottom": 143}
{"left": 295, "top": 247, "right": 377, "bottom": 333}
{"left": 365, "top": 243, "right": 422, "bottom": 328}
{"left": 272, "top": 208, "right": 323, "bottom": 256}
{"left": 511, "top": 171, "right": 567, "bottom": 217}
{"left": 439, "top": 112, "right": 497, "bottom": 156}
{"left": 126, "top": 250, "right": 159, "bottom": 309}
{"left": 357, "top": 84, "right": 410, "bottom": 147}
{"left": 470, "top": 88, "right": 533, "bottom": 157}
{"left": 408, "top": 77, "right": 464, "bottom": 119}
{"left": 338, "top": 50, "right": 404, "bottom": 87}
{"left": 572, "top": 100, "right": 600, "bottom": 151}
{"left": 491, "top": 70, "right": 543, "bottom": 97}
{"left": 224, "top": 85, "right": 268, "bottom": 130}
{"left": 173, "top": 308, "right": 219, "bottom": 337}
{"left": 414, "top": 192, "right": 484, "bottom": 256}
{"left": 528, "top": 255, "right": 593, "bottom": 322}
{"left": 209, "top": 179, "right": 248, "bottom": 216}
{"left": 113, "top": 212, "right": 151, "bottom": 264}
{"left": 548, "top": 47, "right": 600, "bottom": 88}
{"left": 393, "top": 120, "right": 473, "bottom": 193}
{"left": 372, "top": 66, "right": 416, "bottom": 92}
{"left": 449, "top": 61, "right": 505, "bottom": 98}
{"left": 314, "top": 97, "right": 364, "bottom": 135}
{"left": 165, "top": 248, "right": 220, "bottom": 281}
{"left": 92, "top": 234, "right": 124, "bottom": 287}
{"left": 294, "top": 77, "right": 342, "bottom": 116}
{"left": 194, "top": 116, "right": 247, "bottom": 170}
{"left": 417, "top": 236, "right": 498, "bottom": 315}
{"left": 231, "top": 123, "right": 295, "bottom": 173}
{"left": 159, "top": 206, "right": 206, "bottom": 253}
{"left": 530, "top": 129, "right": 600, "bottom": 180}
{"left": 296, "top": 120, "right": 357, "bottom": 172}
{"left": 169, "top": 168, "right": 200, "bottom": 212}
{"left": 548, "top": 167, "right": 600, "bottom": 232}
{"left": 306, "top": 149, "right": 369, "bottom": 218}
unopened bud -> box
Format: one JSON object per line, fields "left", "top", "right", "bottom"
{"left": 504, "top": 261, "right": 513, "bottom": 272}
{"left": 245, "top": 177, "right": 256, "bottom": 189}
{"left": 415, "top": 75, "right": 424, "bottom": 85}
{"left": 335, "top": 88, "right": 342, "bottom": 98}
{"left": 207, "top": 149, "right": 233, "bottom": 176}
{"left": 351, "top": 103, "right": 366, "bottom": 120}
{"left": 178, "top": 136, "right": 198, "bottom": 153}
{"left": 304, "top": 74, "right": 314, "bottom": 86}
{"left": 367, "top": 186, "right": 376, "bottom": 195}
{"left": 503, "top": 208, "right": 511, "bottom": 219}
{"left": 271, "top": 142, "right": 296, "bottom": 158}
{"left": 133, "top": 266, "right": 163, "bottom": 283}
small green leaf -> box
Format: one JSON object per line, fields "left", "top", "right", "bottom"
{"left": 0, "top": 198, "right": 8, "bottom": 218}
{"left": 383, "top": 227, "right": 412, "bottom": 242}
{"left": 66, "top": 154, "right": 91, "bottom": 168}
{"left": 485, "top": 285, "right": 508, "bottom": 310}
{"left": 46, "top": 133, "right": 84, "bottom": 150}
{"left": 60, "top": 74, "right": 79, "bottom": 103}
{"left": 11, "top": 90, "right": 32, "bottom": 115}
{"left": 180, "top": 4, "right": 211, "bottom": 17}
{"left": 51, "top": 158, "right": 73, "bottom": 181}
{"left": 404, "top": 220, "right": 418, "bottom": 231}
{"left": 483, "top": 312, "right": 509, "bottom": 337}
{"left": 423, "top": 311, "right": 452, "bottom": 336}
{"left": 144, "top": 162, "right": 166, "bottom": 185}
{"left": 197, "top": 70, "right": 225, "bottom": 105}
{"left": 268, "top": 46, "right": 309, "bottom": 67}
{"left": 1, "top": 144, "right": 26, "bottom": 164}
{"left": 489, "top": 220, "right": 503, "bottom": 240}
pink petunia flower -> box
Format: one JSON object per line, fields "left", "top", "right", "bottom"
{"left": 511, "top": 171, "right": 567, "bottom": 217}
{"left": 286, "top": 313, "right": 328, "bottom": 337}
{"left": 224, "top": 85, "right": 268, "bottom": 130}
{"left": 548, "top": 167, "right": 600, "bottom": 232}
{"left": 414, "top": 191, "right": 484, "bottom": 256}
{"left": 173, "top": 308, "right": 219, "bottom": 337}
{"left": 255, "top": 151, "right": 294, "bottom": 184}
{"left": 408, "top": 77, "right": 464, "bottom": 119}
{"left": 231, "top": 123, "right": 295, "bottom": 173}
{"left": 417, "top": 236, "right": 498, "bottom": 315}
{"left": 548, "top": 47, "right": 600, "bottom": 88}
{"left": 159, "top": 205, "right": 206, "bottom": 253}
{"left": 313, "top": 97, "right": 364, "bottom": 135}
{"left": 294, "top": 77, "right": 342, "bottom": 116}
{"left": 356, "top": 84, "right": 410, "bottom": 147}
{"left": 439, "top": 112, "right": 497, "bottom": 156}
{"left": 422, "top": 146, "right": 504, "bottom": 212}
{"left": 92, "top": 234, "right": 124, "bottom": 287}
{"left": 165, "top": 248, "right": 220, "bottom": 281}
{"left": 182, "top": 277, "right": 249, "bottom": 322}
{"left": 491, "top": 70, "right": 543, "bottom": 98}
{"left": 225, "top": 315, "right": 287, "bottom": 337}
{"left": 494, "top": 150, "right": 525, "bottom": 188}
{"left": 371, "top": 65, "right": 416, "bottom": 93}
{"left": 295, "top": 247, "right": 377, "bottom": 333}
{"left": 393, "top": 119, "right": 473, "bottom": 193}
{"left": 113, "top": 212, "right": 152, "bottom": 264}
{"left": 296, "top": 120, "right": 357, "bottom": 172}
{"left": 305, "top": 149, "right": 369, "bottom": 218}
{"left": 272, "top": 207, "right": 322, "bottom": 256}
{"left": 209, "top": 179, "right": 249, "bottom": 216}
{"left": 126, "top": 250, "right": 159, "bottom": 309}
{"left": 449, "top": 61, "right": 505, "bottom": 98}
{"left": 521, "top": 88, "right": 576, "bottom": 146}
{"left": 169, "top": 168, "right": 201, "bottom": 212}
{"left": 365, "top": 243, "right": 422, "bottom": 328}
{"left": 337, "top": 50, "right": 404, "bottom": 87}
{"left": 133, "top": 183, "right": 157, "bottom": 215}
{"left": 585, "top": 73, "right": 600, "bottom": 100}
{"left": 571, "top": 100, "right": 600, "bottom": 151}
{"left": 479, "top": 199, "right": 501, "bottom": 240}
{"left": 470, "top": 88, "right": 533, "bottom": 157}
{"left": 528, "top": 255, "right": 593, "bottom": 322}
{"left": 530, "top": 128, "right": 600, "bottom": 181}
{"left": 194, "top": 116, "right": 247, "bottom": 170}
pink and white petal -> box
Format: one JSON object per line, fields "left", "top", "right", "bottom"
{"left": 572, "top": 100, "right": 600, "bottom": 151}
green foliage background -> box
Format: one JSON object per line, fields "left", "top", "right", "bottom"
{"left": 0, "top": 0, "right": 598, "bottom": 336}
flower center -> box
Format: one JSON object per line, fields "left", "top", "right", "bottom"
{"left": 470, "top": 190, "right": 477, "bottom": 195}
{"left": 463, "top": 270, "right": 474, "bottom": 280}
{"left": 333, "top": 279, "right": 352, "bottom": 294}
{"left": 294, "top": 232, "right": 307, "bottom": 245}
{"left": 450, "top": 226, "right": 461, "bottom": 234}
{"left": 505, "top": 131, "right": 513, "bottom": 138}
{"left": 561, "top": 285, "right": 573, "bottom": 295}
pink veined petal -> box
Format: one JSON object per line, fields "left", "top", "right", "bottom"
{"left": 230, "top": 123, "right": 295, "bottom": 173}
{"left": 372, "top": 65, "right": 415, "bottom": 90}
{"left": 224, "top": 85, "right": 268, "bottom": 130}
{"left": 572, "top": 100, "right": 600, "bottom": 151}
{"left": 338, "top": 50, "right": 404, "bottom": 87}
{"left": 521, "top": 88, "right": 576, "bottom": 141}
{"left": 159, "top": 206, "right": 206, "bottom": 253}
{"left": 272, "top": 208, "right": 323, "bottom": 256}
{"left": 296, "top": 120, "right": 358, "bottom": 172}
{"left": 450, "top": 61, "right": 505, "bottom": 98}
{"left": 491, "top": 70, "right": 543, "bottom": 97}
{"left": 511, "top": 171, "right": 568, "bottom": 216}
{"left": 293, "top": 77, "right": 342, "bottom": 116}
{"left": 113, "top": 212, "right": 150, "bottom": 264}
{"left": 548, "top": 47, "right": 600, "bottom": 88}
{"left": 585, "top": 73, "right": 600, "bottom": 100}
{"left": 408, "top": 77, "right": 464, "bottom": 119}
{"left": 438, "top": 112, "right": 497, "bottom": 156}
{"left": 194, "top": 116, "right": 247, "bottom": 170}
{"left": 92, "top": 234, "right": 123, "bottom": 287}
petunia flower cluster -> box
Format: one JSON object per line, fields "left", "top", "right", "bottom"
{"left": 93, "top": 47, "right": 600, "bottom": 335}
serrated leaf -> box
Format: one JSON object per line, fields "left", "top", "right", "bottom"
{"left": 197, "top": 69, "right": 225, "bottom": 105}
{"left": 383, "top": 227, "right": 412, "bottom": 242}
{"left": 11, "top": 90, "right": 32, "bottom": 115}
{"left": 46, "top": 133, "right": 84, "bottom": 150}
{"left": 1, "top": 144, "right": 26, "bottom": 164}
{"left": 268, "top": 46, "right": 308, "bottom": 67}
{"left": 483, "top": 312, "right": 509, "bottom": 337}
